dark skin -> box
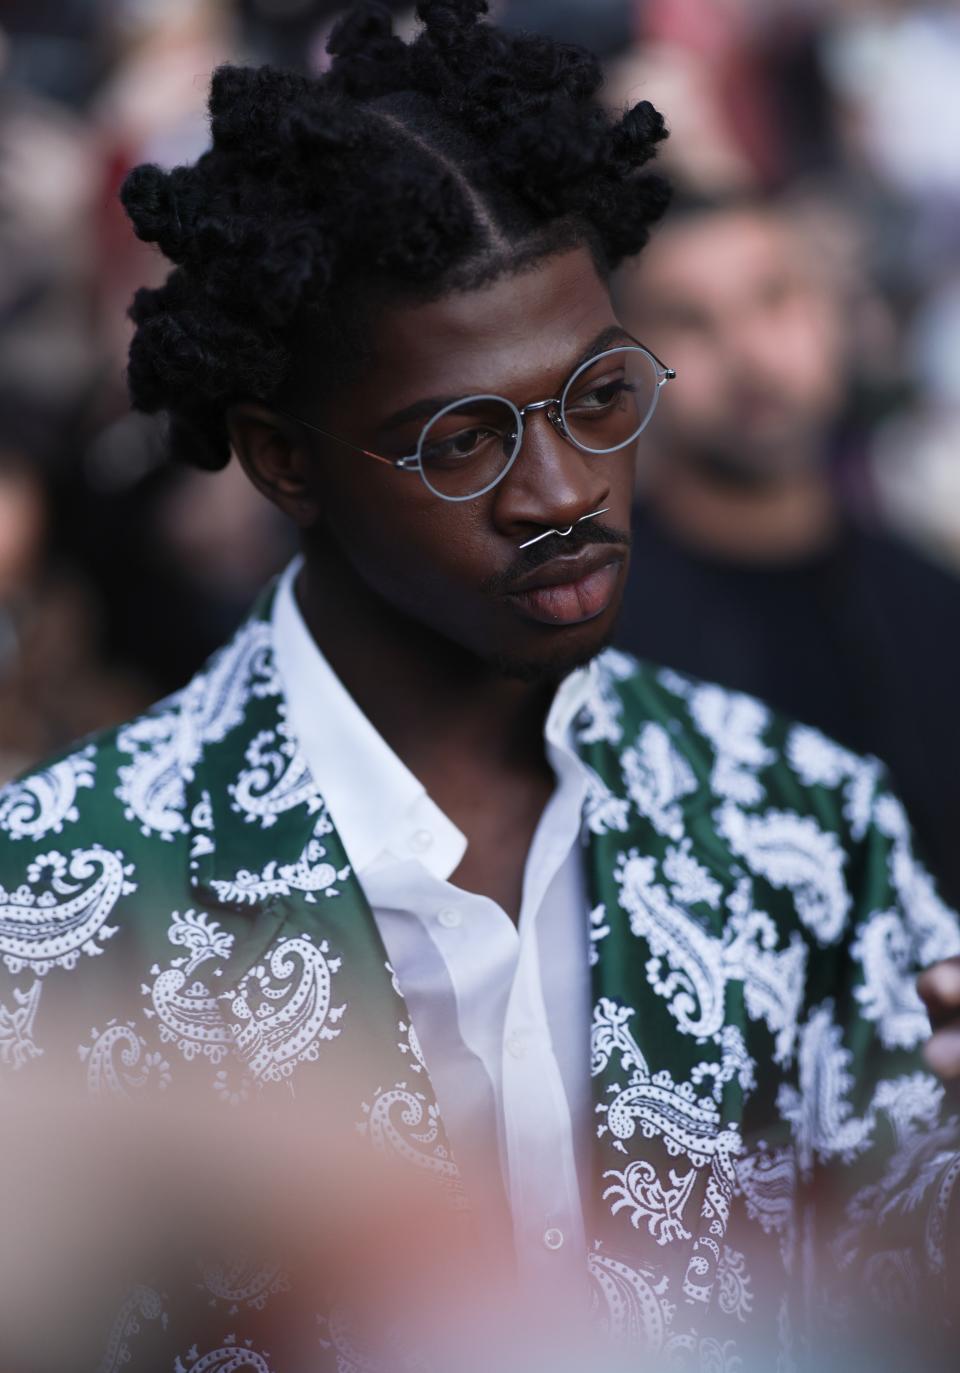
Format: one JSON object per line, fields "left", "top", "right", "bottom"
{"left": 228, "top": 246, "right": 636, "bottom": 920}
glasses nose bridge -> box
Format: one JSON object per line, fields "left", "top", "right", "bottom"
{"left": 517, "top": 394, "right": 567, "bottom": 445}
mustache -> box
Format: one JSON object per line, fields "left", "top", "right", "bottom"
{"left": 483, "top": 521, "right": 632, "bottom": 597}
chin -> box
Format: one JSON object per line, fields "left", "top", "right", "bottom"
{"left": 491, "top": 624, "right": 614, "bottom": 685}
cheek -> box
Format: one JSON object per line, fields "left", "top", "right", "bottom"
{"left": 316, "top": 464, "right": 492, "bottom": 600}
{"left": 607, "top": 447, "right": 641, "bottom": 502}
{"left": 774, "top": 308, "right": 843, "bottom": 406}
{"left": 0, "top": 479, "right": 45, "bottom": 591}
{"left": 661, "top": 341, "right": 728, "bottom": 423}
{"left": 375, "top": 512, "right": 489, "bottom": 594}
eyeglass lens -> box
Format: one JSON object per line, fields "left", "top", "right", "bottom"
{"left": 418, "top": 397, "right": 520, "bottom": 501}
{"left": 561, "top": 346, "right": 661, "bottom": 454}
{"left": 416, "top": 346, "right": 662, "bottom": 500}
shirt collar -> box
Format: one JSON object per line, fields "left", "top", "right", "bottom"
{"left": 271, "top": 558, "right": 595, "bottom": 881}
{"left": 545, "top": 653, "right": 597, "bottom": 756}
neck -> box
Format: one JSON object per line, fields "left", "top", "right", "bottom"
{"left": 295, "top": 543, "right": 554, "bottom": 788}
{"left": 647, "top": 453, "right": 840, "bottom": 564}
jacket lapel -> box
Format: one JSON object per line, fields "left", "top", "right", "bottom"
{"left": 178, "top": 596, "right": 464, "bottom": 1203}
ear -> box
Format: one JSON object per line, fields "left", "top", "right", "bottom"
{"left": 226, "top": 403, "right": 321, "bottom": 528}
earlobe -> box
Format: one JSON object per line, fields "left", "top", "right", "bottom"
{"left": 227, "top": 403, "right": 321, "bottom": 528}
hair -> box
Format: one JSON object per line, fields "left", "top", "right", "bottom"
{"left": 121, "top": 0, "right": 670, "bottom": 470}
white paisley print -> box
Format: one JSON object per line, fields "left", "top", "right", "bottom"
{"left": 143, "top": 909, "right": 235, "bottom": 1065}
{"left": 209, "top": 810, "right": 350, "bottom": 907}
{"left": 0, "top": 744, "right": 95, "bottom": 841}
{"left": 0, "top": 602, "right": 954, "bottom": 1371}
{"left": 174, "top": 1339, "right": 274, "bottom": 1373}
{"left": 97, "top": 1286, "right": 166, "bottom": 1373}
{"left": 79, "top": 1018, "right": 172, "bottom": 1096}
{"left": 227, "top": 933, "right": 345, "bottom": 1082}
{"left": 228, "top": 724, "right": 320, "bottom": 829}
{"left": 116, "top": 620, "right": 278, "bottom": 840}
{"left": 0, "top": 845, "right": 135, "bottom": 976}
{"left": 0, "top": 977, "right": 42, "bottom": 1068}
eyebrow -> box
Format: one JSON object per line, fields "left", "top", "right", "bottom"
{"left": 375, "top": 324, "right": 637, "bottom": 435}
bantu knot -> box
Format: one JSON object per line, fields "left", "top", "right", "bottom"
{"left": 209, "top": 63, "right": 328, "bottom": 162}
{"left": 327, "top": 3, "right": 411, "bottom": 98}
{"left": 328, "top": 2, "right": 396, "bottom": 58}
{"left": 418, "top": 0, "right": 488, "bottom": 29}
{"left": 613, "top": 101, "right": 669, "bottom": 165}
{"left": 509, "top": 35, "right": 602, "bottom": 102}
{"left": 121, "top": 164, "right": 185, "bottom": 258}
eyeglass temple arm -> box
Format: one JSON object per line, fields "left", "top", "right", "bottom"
{"left": 271, "top": 408, "right": 417, "bottom": 468}
{"left": 639, "top": 344, "right": 676, "bottom": 383}
{"left": 621, "top": 331, "right": 675, "bottom": 382}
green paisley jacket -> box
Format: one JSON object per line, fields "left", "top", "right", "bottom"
{"left": 1, "top": 586, "right": 959, "bottom": 1372}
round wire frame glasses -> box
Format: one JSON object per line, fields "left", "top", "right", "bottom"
{"left": 281, "top": 341, "right": 675, "bottom": 503}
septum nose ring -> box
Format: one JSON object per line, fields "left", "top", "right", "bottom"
{"left": 518, "top": 508, "right": 609, "bottom": 550}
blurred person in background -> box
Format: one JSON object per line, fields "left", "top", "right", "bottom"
{"left": 0, "top": 0, "right": 296, "bottom": 727}
{"left": 0, "top": 401, "right": 147, "bottom": 783}
{"left": 612, "top": 192, "right": 960, "bottom": 910}
{"left": 0, "top": 29, "right": 154, "bottom": 780}
{"left": 73, "top": 409, "right": 295, "bottom": 694}
{"left": 871, "top": 278, "right": 960, "bottom": 575}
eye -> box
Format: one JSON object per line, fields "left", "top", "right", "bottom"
{"left": 566, "top": 372, "right": 636, "bottom": 414}
{"left": 421, "top": 425, "right": 503, "bottom": 467}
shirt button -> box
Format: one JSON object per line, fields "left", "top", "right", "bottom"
{"left": 409, "top": 829, "right": 434, "bottom": 854}
{"left": 543, "top": 1228, "right": 564, "bottom": 1251}
{"left": 437, "top": 908, "right": 462, "bottom": 929}
{"left": 506, "top": 1031, "right": 526, "bottom": 1060}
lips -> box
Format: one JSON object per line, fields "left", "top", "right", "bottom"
{"left": 505, "top": 547, "right": 625, "bottom": 627}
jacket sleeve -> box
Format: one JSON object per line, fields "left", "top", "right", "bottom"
{"left": 794, "top": 767, "right": 960, "bottom": 1348}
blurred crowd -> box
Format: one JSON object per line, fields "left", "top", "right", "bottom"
{"left": 1, "top": 0, "right": 959, "bottom": 860}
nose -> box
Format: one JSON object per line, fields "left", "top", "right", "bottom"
{"left": 492, "top": 404, "right": 611, "bottom": 543}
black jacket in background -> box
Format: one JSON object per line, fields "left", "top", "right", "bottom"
{"left": 616, "top": 503, "right": 960, "bottom": 910}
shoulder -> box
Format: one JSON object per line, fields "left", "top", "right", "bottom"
{"left": 0, "top": 602, "right": 281, "bottom": 957}
{"left": 854, "top": 525, "right": 960, "bottom": 610}
{"left": 0, "top": 688, "right": 195, "bottom": 1015}
{"left": 0, "top": 595, "right": 280, "bottom": 858}
{"left": 582, "top": 650, "right": 960, "bottom": 970}
{"left": 0, "top": 605, "right": 290, "bottom": 1075}
{"left": 583, "top": 648, "right": 887, "bottom": 841}
{"left": 0, "top": 683, "right": 193, "bottom": 861}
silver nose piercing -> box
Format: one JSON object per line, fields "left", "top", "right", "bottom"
{"left": 518, "top": 508, "right": 609, "bottom": 550}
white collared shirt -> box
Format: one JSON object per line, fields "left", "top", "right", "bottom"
{"left": 272, "top": 560, "right": 593, "bottom": 1298}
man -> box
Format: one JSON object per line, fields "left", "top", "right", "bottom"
{"left": 1, "top": 5, "right": 960, "bottom": 1368}
{"left": 611, "top": 192, "right": 960, "bottom": 910}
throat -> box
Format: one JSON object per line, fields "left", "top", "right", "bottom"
{"left": 294, "top": 540, "right": 558, "bottom": 842}
{"left": 446, "top": 760, "right": 557, "bottom": 925}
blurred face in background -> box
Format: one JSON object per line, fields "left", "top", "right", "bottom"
{"left": 0, "top": 454, "right": 46, "bottom": 601}
{"left": 614, "top": 205, "right": 847, "bottom": 483}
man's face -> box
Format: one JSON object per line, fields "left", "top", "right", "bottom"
{"left": 295, "top": 246, "right": 636, "bottom": 680}
{"left": 615, "top": 208, "right": 846, "bottom": 481}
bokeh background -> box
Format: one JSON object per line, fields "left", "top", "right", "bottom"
{"left": 2, "top": 0, "right": 960, "bottom": 780}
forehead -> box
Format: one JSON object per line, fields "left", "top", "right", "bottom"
{"left": 632, "top": 210, "right": 814, "bottom": 307}
{"left": 345, "top": 245, "right": 617, "bottom": 409}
